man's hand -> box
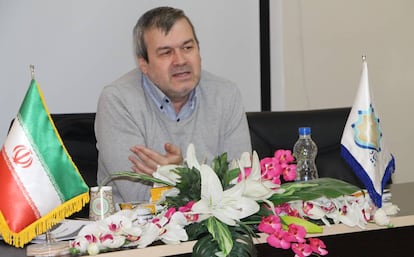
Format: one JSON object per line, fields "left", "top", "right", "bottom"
{"left": 129, "top": 143, "right": 183, "bottom": 175}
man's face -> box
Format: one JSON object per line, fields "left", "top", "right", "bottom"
{"left": 138, "top": 18, "right": 201, "bottom": 103}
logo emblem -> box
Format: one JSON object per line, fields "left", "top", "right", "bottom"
{"left": 13, "top": 145, "right": 33, "bottom": 168}
{"left": 352, "top": 104, "right": 382, "bottom": 152}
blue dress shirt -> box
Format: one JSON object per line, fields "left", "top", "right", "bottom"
{"left": 142, "top": 75, "right": 196, "bottom": 122}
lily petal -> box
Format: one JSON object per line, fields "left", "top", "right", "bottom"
{"left": 192, "top": 162, "right": 259, "bottom": 226}
{"left": 249, "top": 151, "right": 262, "bottom": 181}
{"left": 243, "top": 180, "right": 274, "bottom": 200}
{"left": 199, "top": 164, "right": 223, "bottom": 204}
{"left": 153, "top": 165, "right": 181, "bottom": 185}
{"left": 239, "top": 152, "right": 252, "bottom": 168}
{"left": 185, "top": 143, "right": 200, "bottom": 170}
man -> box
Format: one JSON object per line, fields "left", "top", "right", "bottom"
{"left": 95, "top": 6, "right": 251, "bottom": 204}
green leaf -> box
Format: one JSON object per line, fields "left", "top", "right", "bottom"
{"left": 101, "top": 171, "right": 175, "bottom": 187}
{"left": 192, "top": 234, "right": 220, "bottom": 257}
{"left": 212, "top": 153, "right": 230, "bottom": 185}
{"left": 185, "top": 222, "right": 208, "bottom": 241}
{"left": 206, "top": 217, "right": 233, "bottom": 256}
{"left": 280, "top": 215, "right": 323, "bottom": 233}
{"left": 223, "top": 168, "right": 241, "bottom": 188}
{"left": 192, "top": 223, "right": 257, "bottom": 257}
{"left": 165, "top": 167, "right": 201, "bottom": 207}
{"left": 228, "top": 231, "right": 256, "bottom": 257}
{"left": 269, "top": 178, "right": 361, "bottom": 205}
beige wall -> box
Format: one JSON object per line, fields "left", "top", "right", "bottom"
{"left": 0, "top": 0, "right": 261, "bottom": 143}
{"left": 279, "top": 0, "right": 414, "bottom": 183}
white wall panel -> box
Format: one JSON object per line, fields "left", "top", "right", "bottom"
{"left": 0, "top": 0, "right": 261, "bottom": 141}
{"left": 276, "top": 0, "right": 414, "bottom": 183}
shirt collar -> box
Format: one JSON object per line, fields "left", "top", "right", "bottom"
{"left": 142, "top": 74, "right": 196, "bottom": 122}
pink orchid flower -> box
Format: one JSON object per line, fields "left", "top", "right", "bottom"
{"left": 308, "top": 238, "right": 328, "bottom": 255}
{"left": 287, "top": 224, "right": 306, "bottom": 243}
{"left": 178, "top": 201, "right": 199, "bottom": 222}
{"left": 107, "top": 221, "right": 122, "bottom": 233}
{"left": 260, "top": 157, "right": 282, "bottom": 178}
{"left": 274, "top": 149, "right": 295, "bottom": 164}
{"left": 275, "top": 203, "right": 301, "bottom": 217}
{"left": 178, "top": 201, "right": 196, "bottom": 212}
{"left": 267, "top": 229, "right": 294, "bottom": 250}
{"left": 271, "top": 175, "right": 282, "bottom": 185}
{"left": 281, "top": 163, "right": 297, "bottom": 181}
{"left": 84, "top": 234, "right": 97, "bottom": 243}
{"left": 165, "top": 207, "right": 176, "bottom": 219}
{"left": 292, "top": 242, "right": 313, "bottom": 257}
{"left": 99, "top": 233, "right": 114, "bottom": 242}
{"left": 258, "top": 215, "right": 282, "bottom": 234}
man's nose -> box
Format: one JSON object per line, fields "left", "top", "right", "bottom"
{"left": 172, "top": 49, "right": 186, "bottom": 65}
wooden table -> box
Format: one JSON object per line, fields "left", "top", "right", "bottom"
{"left": 2, "top": 182, "right": 413, "bottom": 257}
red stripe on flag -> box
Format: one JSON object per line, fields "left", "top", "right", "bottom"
{"left": 0, "top": 148, "right": 38, "bottom": 233}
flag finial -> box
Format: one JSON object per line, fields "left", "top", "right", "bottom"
{"left": 30, "top": 64, "right": 35, "bottom": 80}
{"left": 362, "top": 55, "right": 366, "bottom": 62}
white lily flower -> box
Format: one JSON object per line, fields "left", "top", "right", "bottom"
{"left": 186, "top": 143, "right": 201, "bottom": 170}
{"left": 229, "top": 152, "right": 251, "bottom": 184}
{"left": 229, "top": 151, "right": 250, "bottom": 172}
{"left": 238, "top": 152, "right": 252, "bottom": 168}
{"left": 239, "top": 151, "right": 277, "bottom": 200}
{"left": 153, "top": 164, "right": 181, "bottom": 186}
{"left": 192, "top": 164, "right": 259, "bottom": 226}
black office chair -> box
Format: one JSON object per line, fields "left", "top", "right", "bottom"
{"left": 246, "top": 107, "right": 366, "bottom": 188}
{"left": 51, "top": 113, "right": 98, "bottom": 218}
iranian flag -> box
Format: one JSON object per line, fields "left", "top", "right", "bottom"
{"left": 0, "top": 79, "right": 89, "bottom": 247}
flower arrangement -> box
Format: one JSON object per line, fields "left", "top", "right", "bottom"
{"left": 70, "top": 144, "right": 399, "bottom": 257}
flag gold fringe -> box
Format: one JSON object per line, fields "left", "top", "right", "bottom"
{"left": 0, "top": 192, "right": 89, "bottom": 248}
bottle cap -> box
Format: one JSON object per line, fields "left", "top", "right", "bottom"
{"left": 298, "top": 127, "right": 311, "bottom": 135}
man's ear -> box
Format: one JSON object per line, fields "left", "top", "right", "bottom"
{"left": 138, "top": 57, "right": 148, "bottom": 74}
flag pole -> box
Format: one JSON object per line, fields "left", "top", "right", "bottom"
{"left": 28, "top": 64, "right": 59, "bottom": 248}
{"left": 30, "top": 64, "right": 35, "bottom": 80}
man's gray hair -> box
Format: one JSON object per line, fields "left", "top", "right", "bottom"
{"left": 133, "top": 6, "right": 199, "bottom": 62}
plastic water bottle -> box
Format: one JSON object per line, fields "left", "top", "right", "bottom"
{"left": 293, "top": 127, "right": 319, "bottom": 181}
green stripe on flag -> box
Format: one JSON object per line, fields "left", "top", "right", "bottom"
{"left": 18, "top": 80, "right": 88, "bottom": 201}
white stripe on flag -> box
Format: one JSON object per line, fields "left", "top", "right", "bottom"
{"left": 4, "top": 119, "right": 62, "bottom": 216}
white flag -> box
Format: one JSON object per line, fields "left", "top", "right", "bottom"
{"left": 340, "top": 58, "right": 395, "bottom": 207}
